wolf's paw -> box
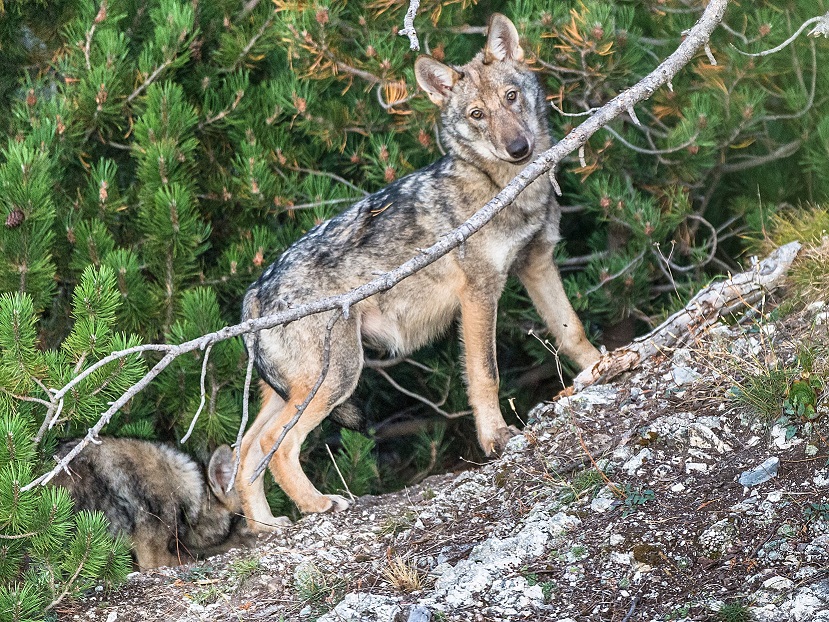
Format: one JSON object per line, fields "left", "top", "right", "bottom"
{"left": 483, "top": 425, "right": 522, "bottom": 457}
{"left": 323, "top": 494, "right": 351, "bottom": 513}
{"left": 246, "top": 514, "right": 292, "bottom": 533}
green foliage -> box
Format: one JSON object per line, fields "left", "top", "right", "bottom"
{"left": 230, "top": 555, "right": 262, "bottom": 582}
{"left": 0, "top": 415, "right": 130, "bottom": 614}
{"left": 560, "top": 468, "right": 605, "bottom": 504}
{"left": 717, "top": 601, "right": 751, "bottom": 622}
{"left": 325, "top": 429, "right": 379, "bottom": 497}
{"left": 804, "top": 502, "right": 829, "bottom": 522}
{"left": 621, "top": 484, "right": 655, "bottom": 516}
{"left": 732, "top": 342, "right": 827, "bottom": 426}
{"left": 732, "top": 366, "right": 791, "bottom": 422}
{"left": 293, "top": 562, "right": 347, "bottom": 617}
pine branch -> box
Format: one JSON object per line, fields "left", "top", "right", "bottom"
{"left": 719, "top": 140, "right": 802, "bottom": 174}
{"left": 219, "top": 8, "right": 278, "bottom": 74}
{"left": 126, "top": 58, "right": 174, "bottom": 104}
{"left": 27, "top": 0, "right": 730, "bottom": 492}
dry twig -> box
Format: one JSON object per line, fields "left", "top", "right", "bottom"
{"left": 572, "top": 241, "right": 802, "bottom": 389}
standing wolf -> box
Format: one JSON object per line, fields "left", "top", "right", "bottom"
{"left": 53, "top": 439, "right": 252, "bottom": 569}
{"left": 238, "top": 14, "right": 601, "bottom": 530}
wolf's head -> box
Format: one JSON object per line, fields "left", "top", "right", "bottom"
{"left": 415, "top": 14, "right": 550, "bottom": 170}
{"left": 184, "top": 444, "right": 253, "bottom": 552}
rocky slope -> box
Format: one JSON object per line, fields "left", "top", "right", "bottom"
{"left": 60, "top": 301, "right": 829, "bottom": 622}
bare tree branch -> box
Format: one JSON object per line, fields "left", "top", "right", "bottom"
{"left": 603, "top": 125, "right": 700, "bottom": 156}
{"left": 27, "top": 0, "right": 730, "bottom": 491}
{"left": 399, "top": 0, "right": 422, "bottom": 51}
{"left": 180, "top": 343, "right": 213, "bottom": 444}
{"left": 732, "top": 13, "right": 827, "bottom": 57}
{"left": 572, "top": 241, "right": 802, "bottom": 390}
{"left": 373, "top": 367, "right": 471, "bottom": 419}
{"left": 229, "top": 347, "right": 256, "bottom": 489}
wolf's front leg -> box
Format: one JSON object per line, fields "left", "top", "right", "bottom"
{"left": 516, "top": 234, "right": 601, "bottom": 370}
{"left": 459, "top": 288, "right": 517, "bottom": 455}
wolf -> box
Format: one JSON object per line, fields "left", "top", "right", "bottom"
{"left": 52, "top": 439, "right": 253, "bottom": 570}
{"left": 237, "top": 13, "right": 601, "bottom": 531}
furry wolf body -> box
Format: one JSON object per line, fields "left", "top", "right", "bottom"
{"left": 239, "top": 14, "right": 601, "bottom": 530}
{"left": 52, "top": 439, "right": 252, "bottom": 569}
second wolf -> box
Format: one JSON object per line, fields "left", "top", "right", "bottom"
{"left": 53, "top": 439, "right": 253, "bottom": 569}
{"left": 239, "top": 14, "right": 601, "bottom": 530}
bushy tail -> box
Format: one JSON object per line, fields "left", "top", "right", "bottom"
{"left": 329, "top": 401, "right": 365, "bottom": 431}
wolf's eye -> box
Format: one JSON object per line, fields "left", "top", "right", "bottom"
{"left": 469, "top": 109, "right": 484, "bottom": 119}
{"left": 506, "top": 90, "right": 518, "bottom": 102}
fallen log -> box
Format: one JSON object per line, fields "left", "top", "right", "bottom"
{"left": 572, "top": 241, "right": 802, "bottom": 390}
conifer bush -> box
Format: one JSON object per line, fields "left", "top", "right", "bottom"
{"left": 1, "top": 0, "right": 827, "bottom": 608}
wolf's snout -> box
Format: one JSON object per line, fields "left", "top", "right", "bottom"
{"left": 506, "top": 136, "right": 531, "bottom": 161}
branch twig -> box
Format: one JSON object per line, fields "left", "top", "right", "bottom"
{"left": 326, "top": 443, "right": 356, "bottom": 502}
{"left": 732, "top": 14, "right": 826, "bottom": 57}
{"left": 399, "top": 0, "right": 421, "bottom": 51}
{"left": 180, "top": 343, "right": 213, "bottom": 444}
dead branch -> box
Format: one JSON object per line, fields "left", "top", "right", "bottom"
{"left": 400, "top": 0, "right": 422, "bottom": 51}
{"left": 27, "top": 0, "right": 729, "bottom": 491}
{"left": 732, "top": 13, "right": 828, "bottom": 57}
{"left": 572, "top": 241, "right": 802, "bottom": 390}
{"left": 229, "top": 348, "right": 256, "bottom": 488}
{"left": 180, "top": 343, "right": 213, "bottom": 444}
{"left": 373, "top": 367, "right": 471, "bottom": 419}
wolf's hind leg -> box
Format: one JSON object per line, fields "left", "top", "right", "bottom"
{"left": 257, "top": 385, "right": 350, "bottom": 514}
{"left": 237, "top": 385, "right": 293, "bottom": 532}
{"left": 258, "top": 320, "right": 362, "bottom": 515}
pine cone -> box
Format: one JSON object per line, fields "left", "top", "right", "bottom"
{"left": 5, "top": 209, "right": 24, "bottom": 228}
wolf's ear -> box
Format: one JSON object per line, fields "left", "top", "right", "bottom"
{"left": 415, "top": 55, "right": 460, "bottom": 106}
{"left": 484, "top": 13, "right": 524, "bottom": 63}
{"left": 207, "top": 445, "right": 235, "bottom": 500}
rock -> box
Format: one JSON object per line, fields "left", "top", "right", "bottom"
{"left": 772, "top": 424, "right": 802, "bottom": 449}
{"left": 554, "top": 385, "right": 618, "bottom": 415}
{"left": 738, "top": 457, "right": 780, "bottom": 487}
{"left": 591, "top": 497, "right": 615, "bottom": 513}
{"left": 622, "top": 448, "right": 652, "bottom": 474}
{"left": 699, "top": 519, "right": 737, "bottom": 557}
{"left": 762, "top": 576, "right": 794, "bottom": 591}
{"left": 317, "top": 593, "right": 402, "bottom": 622}
{"left": 405, "top": 605, "right": 432, "bottom": 622}
{"left": 671, "top": 347, "right": 704, "bottom": 379}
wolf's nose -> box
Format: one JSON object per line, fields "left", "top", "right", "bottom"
{"left": 507, "top": 137, "right": 531, "bottom": 160}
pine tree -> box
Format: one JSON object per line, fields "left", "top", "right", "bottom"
{"left": 0, "top": 0, "right": 827, "bottom": 610}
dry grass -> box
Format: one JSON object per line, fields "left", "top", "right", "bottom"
{"left": 382, "top": 555, "right": 426, "bottom": 593}
{"left": 749, "top": 204, "right": 829, "bottom": 254}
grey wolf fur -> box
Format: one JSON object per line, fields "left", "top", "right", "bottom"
{"left": 238, "top": 14, "right": 601, "bottom": 530}
{"left": 52, "top": 438, "right": 252, "bottom": 570}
